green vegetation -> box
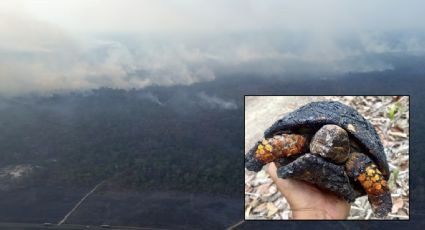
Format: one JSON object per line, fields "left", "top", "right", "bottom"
{"left": 387, "top": 102, "right": 400, "bottom": 121}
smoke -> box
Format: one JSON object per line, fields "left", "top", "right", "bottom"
{"left": 137, "top": 92, "right": 164, "bottom": 106}
{"left": 1, "top": 0, "right": 425, "bottom": 95}
{"left": 0, "top": 15, "right": 217, "bottom": 95}
{"left": 198, "top": 92, "right": 237, "bottom": 110}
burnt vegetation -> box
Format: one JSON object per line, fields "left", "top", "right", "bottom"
{"left": 0, "top": 85, "right": 244, "bottom": 195}
{"left": 0, "top": 62, "right": 423, "bottom": 199}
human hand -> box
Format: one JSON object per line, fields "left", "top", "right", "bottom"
{"left": 267, "top": 162, "right": 351, "bottom": 219}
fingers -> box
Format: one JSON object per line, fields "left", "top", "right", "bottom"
{"left": 268, "top": 162, "right": 351, "bottom": 220}
{"left": 276, "top": 153, "right": 360, "bottom": 202}
{"left": 267, "top": 163, "right": 296, "bottom": 194}
{"left": 267, "top": 163, "right": 321, "bottom": 212}
{"left": 268, "top": 163, "right": 322, "bottom": 201}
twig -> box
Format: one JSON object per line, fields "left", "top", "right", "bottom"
{"left": 350, "top": 206, "right": 365, "bottom": 211}
{"left": 245, "top": 192, "right": 260, "bottom": 197}
{"left": 387, "top": 214, "right": 409, "bottom": 219}
{"left": 388, "top": 131, "right": 408, "bottom": 138}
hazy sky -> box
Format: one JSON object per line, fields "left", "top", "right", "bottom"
{"left": 1, "top": 0, "right": 424, "bottom": 95}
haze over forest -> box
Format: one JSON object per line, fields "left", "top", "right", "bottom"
{"left": 1, "top": 0, "right": 425, "bottom": 96}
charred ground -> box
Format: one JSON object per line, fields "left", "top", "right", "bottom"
{"left": 0, "top": 66, "right": 423, "bottom": 228}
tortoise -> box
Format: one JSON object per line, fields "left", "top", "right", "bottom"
{"left": 245, "top": 101, "right": 392, "bottom": 217}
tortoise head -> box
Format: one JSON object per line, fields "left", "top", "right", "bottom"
{"left": 263, "top": 101, "right": 390, "bottom": 180}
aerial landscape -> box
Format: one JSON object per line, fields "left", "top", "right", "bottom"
{"left": 0, "top": 0, "right": 424, "bottom": 229}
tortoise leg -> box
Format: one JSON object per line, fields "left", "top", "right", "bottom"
{"left": 345, "top": 152, "right": 392, "bottom": 217}
{"left": 245, "top": 134, "right": 308, "bottom": 172}
{"left": 277, "top": 153, "right": 360, "bottom": 202}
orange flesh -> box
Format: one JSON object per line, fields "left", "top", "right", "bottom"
{"left": 356, "top": 164, "right": 388, "bottom": 196}
{"left": 255, "top": 134, "right": 307, "bottom": 164}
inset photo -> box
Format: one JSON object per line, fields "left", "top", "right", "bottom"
{"left": 245, "top": 96, "right": 409, "bottom": 220}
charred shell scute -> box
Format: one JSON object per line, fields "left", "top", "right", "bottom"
{"left": 277, "top": 153, "right": 362, "bottom": 202}
{"left": 245, "top": 142, "right": 264, "bottom": 172}
{"left": 264, "top": 101, "right": 389, "bottom": 180}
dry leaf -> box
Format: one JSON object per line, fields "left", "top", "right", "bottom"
{"left": 268, "top": 184, "right": 277, "bottom": 194}
{"left": 253, "top": 203, "right": 267, "bottom": 213}
{"left": 281, "top": 210, "right": 290, "bottom": 219}
{"left": 267, "top": 202, "right": 278, "bottom": 217}
{"left": 397, "top": 208, "right": 408, "bottom": 217}
{"left": 245, "top": 185, "right": 252, "bottom": 193}
{"left": 392, "top": 197, "right": 404, "bottom": 213}
{"left": 256, "top": 183, "right": 271, "bottom": 195}
{"left": 245, "top": 206, "right": 252, "bottom": 218}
